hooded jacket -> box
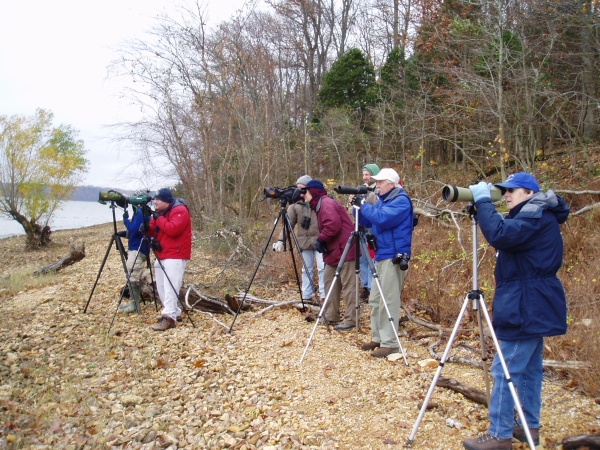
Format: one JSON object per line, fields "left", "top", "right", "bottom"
{"left": 358, "top": 186, "right": 413, "bottom": 261}
{"left": 475, "top": 191, "right": 569, "bottom": 341}
{"left": 310, "top": 195, "right": 356, "bottom": 266}
{"left": 147, "top": 199, "right": 192, "bottom": 260}
{"left": 124, "top": 207, "right": 150, "bottom": 256}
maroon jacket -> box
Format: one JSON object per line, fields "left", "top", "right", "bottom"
{"left": 312, "top": 195, "right": 356, "bottom": 266}
{"left": 147, "top": 200, "right": 192, "bottom": 260}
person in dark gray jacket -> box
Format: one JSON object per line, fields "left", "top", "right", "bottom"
{"left": 463, "top": 172, "right": 569, "bottom": 450}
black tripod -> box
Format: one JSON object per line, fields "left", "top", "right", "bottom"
{"left": 228, "top": 197, "right": 318, "bottom": 332}
{"left": 83, "top": 201, "right": 158, "bottom": 331}
{"left": 300, "top": 205, "right": 409, "bottom": 365}
{"left": 407, "top": 204, "right": 536, "bottom": 449}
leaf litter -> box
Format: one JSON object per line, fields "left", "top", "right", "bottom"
{"left": 0, "top": 223, "right": 599, "bottom": 449}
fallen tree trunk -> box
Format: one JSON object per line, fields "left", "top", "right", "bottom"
{"left": 437, "top": 376, "right": 488, "bottom": 406}
{"left": 34, "top": 238, "right": 85, "bottom": 276}
{"left": 562, "top": 433, "right": 600, "bottom": 449}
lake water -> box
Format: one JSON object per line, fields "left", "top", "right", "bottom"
{"left": 0, "top": 201, "right": 116, "bottom": 239}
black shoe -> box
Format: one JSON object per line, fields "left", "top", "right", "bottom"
{"left": 334, "top": 322, "right": 355, "bottom": 331}
{"left": 513, "top": 426, "right": 539, "bottom": 445}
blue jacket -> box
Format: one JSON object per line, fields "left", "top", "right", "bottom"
{"left": 358, "top": 187, "right": 413, "bottom": 261}
{"left": 124, "top": 207, "right": 150, "bottom": 256}
{"left": 475, "top": 191, "right": 569, "bottom": 341}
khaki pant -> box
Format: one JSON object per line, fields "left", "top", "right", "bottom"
{"left": 126, "top": 250, "right": 147, "bottom": 283}
{"left": 323, "top": 260, "right": 358, "bottom": 325}
{"left": 369, "top": 259, "right": 407, "bottom": 348}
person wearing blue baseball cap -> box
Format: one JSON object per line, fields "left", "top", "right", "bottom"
{"left": 463, "top": 173, "right": 569, "bottom": 450}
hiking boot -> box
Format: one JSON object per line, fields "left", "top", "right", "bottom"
{"left": 463, "top": 433, "right": 512, "bottom": 450}
{"left": 151, "top": 316, "right": 176, "bottom": 331}
{"left": 334, "top": 322, "right": 355, "bottom": 331}
{"left": 513, "top": 426, "right": 539, "bottom": 445}
{"left": 360, "top": 341, "right": 380, "bottom": 351}
{"left": 360, "top": 288, "right": 370, "bottom": 299}
{"left": 371, "top": 347, "right": 399, "bottom": 358}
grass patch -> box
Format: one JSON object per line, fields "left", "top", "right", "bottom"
{"left": 0, "top": 267, "right": 57, "bottom": 299}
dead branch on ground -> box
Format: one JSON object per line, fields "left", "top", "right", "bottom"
{"left": 34, "top": 238, "right": 85, "bottom": 276}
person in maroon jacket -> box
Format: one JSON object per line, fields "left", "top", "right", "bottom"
{"left": 144, "top": 188, "right": 192, "bottom": 331}
{"left": 304, "top": 180, "right": 357, "bottom": 331}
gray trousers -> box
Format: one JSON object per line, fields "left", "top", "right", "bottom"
{"left": 369, "top": 259, "right": 407, "bottom": 348}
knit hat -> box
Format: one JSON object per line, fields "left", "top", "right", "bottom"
{"left": 296, "top": 175, "right": 312, "bottom": 186}
{"left": 494, "top": 172, "right": 540, "bottom": 193}
{"left": 153, "top": 188, "right": 174, "bottom": 203}
{"left": 362, "top": 164, "right": 381, "bottom": 176}
{"left": 305, "top": 179, "right": 325, "bottom": 190}
{"left": 371, "top": 168, "right": 400, "bottom": 185}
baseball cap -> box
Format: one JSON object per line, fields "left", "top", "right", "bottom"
{"left": 370, "top": 168, "right": 400, "bottom": 184}
{"left": 494, "top": 172, "right": 540, "bottom": 193}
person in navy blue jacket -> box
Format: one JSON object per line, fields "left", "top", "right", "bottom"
{"left": 354, "top": 168, "right": 414, "bottom": 358}
{"left": 463, "top": 172, "right": 569, "bottom": 450}
{"left": 118, "top": 202, "right": 150, "bottom": 314}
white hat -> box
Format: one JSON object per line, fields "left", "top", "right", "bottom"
{"left": 370, "top": 168, "right": 400, "bottom": 184}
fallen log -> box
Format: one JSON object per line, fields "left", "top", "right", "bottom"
{"left": 562, "top": 433, "right": 600, "bottom": 449}
{"left": 34, "top": 238, "right": 85, "bottom": 276}
{"left": 437, "top": 376, "right": 488, "bottom": 406}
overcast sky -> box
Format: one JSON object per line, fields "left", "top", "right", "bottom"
{"left": 0, "top": 0, "right": 251, "bottom": 191}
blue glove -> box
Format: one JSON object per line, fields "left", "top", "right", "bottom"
{"left": 314, "top": 239, "right": 328, "bottom": 253}
{"left": 469, "top": 182, "right": 492, "bottom": 202}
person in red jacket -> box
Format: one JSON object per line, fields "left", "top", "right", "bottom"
{"left": 145, "top": 188, "right": 192, "bottom": 331}
{"left": 304, "top": 180, "right": 357, "bottom": 331}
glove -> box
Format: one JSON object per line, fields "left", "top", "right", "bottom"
{"left": 123, "top": 209, "right": 129, "bottom": 220}
{"left": 352, "top": 195, "right": 365, "bottom": 208}
{"left": 272, "top": 241, "right": 284, "bottom": 252}
{"left": 152, "top": 210, "right": 160, "bottom": 220}
{"left": 314, "top": 239, "right": 328, "bottom": 253}
{"left": 139, "top": 223, "right": 146, "bottom": 234}
{"left": 117, "top": 230, "right": 127, "bottom": 238}
{"left": 469, "top": 181, "right": 492, "bottom": 202}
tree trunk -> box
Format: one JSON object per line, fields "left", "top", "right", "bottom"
{"left": 10, "top": 210, "right": 52, "bottom": 250}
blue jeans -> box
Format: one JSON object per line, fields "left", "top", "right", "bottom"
{"left": 301, "top": 249, "right": 325, "bottom": 299}
{"left": 359, "top": 251, "right": 372, "bottom": 291}
{"left": 488, "top": 337, "right": 543, "bottom": 438}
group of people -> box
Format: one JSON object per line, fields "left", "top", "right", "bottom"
{"left": 115, "top": 169, "right": 569, "bottom": 450}
{"left": 275, "top": 165, "right": 414, "bottom": 358}
{"left": 118, "top": 187, "right": 192, "bottom": 332}
{"left": 276, "top": 169, "right": 569, "bottom": 449}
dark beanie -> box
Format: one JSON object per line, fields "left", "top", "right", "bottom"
{"left": 305, "top": 179, "right": 325, "bottom": 190}
{"left": 153, "top": 188, "right": 174, "bottom": 203}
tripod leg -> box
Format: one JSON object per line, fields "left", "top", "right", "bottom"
{"left": 229, "top": 208, "right": 286, "bottom": 332}
{"left": 300, "top": 231, "right": 358, "bottom": 363}
{"left": 83, "top": 236, "right": 116, "bottom": 313}
{"left": 407, "top": 295, "right": 471, "bottom": 445}
{"left": 474, "top": 300, "right": 492, "bottom": 406}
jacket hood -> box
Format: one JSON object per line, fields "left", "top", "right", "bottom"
{"left": 516, "top": 190, "right": 569, "bottom": 224}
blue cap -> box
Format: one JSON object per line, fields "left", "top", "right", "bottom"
{"left": 305, "top": 179, "right": 325, "bottom": 190}
{"left": 153, "top": 188, "right": 174, "bottom": 203}
{"left": 494, "top": 172, "right": 539, "bottom": 193}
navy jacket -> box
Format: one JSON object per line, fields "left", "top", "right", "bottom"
{"left": 124, "top": 207, "right": 150, "bottom": 256}
{"left": 475, "top": 191, "right": 569, "bottom": 341}
{"left": 358, "top": 187, "right": 413, "bottom": 261}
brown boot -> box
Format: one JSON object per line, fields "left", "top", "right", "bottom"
{"left": 370, "top": 347, "right": 398, "bottom": 358}
{"left": 360, "top": 341, "right": 380, "bottom": 351}
{"left": 151, "top": 316, "right": 176, "bottom": 331}
{"left": 463, "top": 433, "right": 512, "bottom": 450}
{"left": 513, "top": 426, "right": 539, "bottom": 445}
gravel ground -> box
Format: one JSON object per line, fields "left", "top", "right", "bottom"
{"left": 0, "top": 223, "right": 598, "bottom": 449}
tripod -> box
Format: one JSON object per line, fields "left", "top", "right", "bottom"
{"left": 228, "top": 197, "right": 318, "bottom": 332}
{"left": 83, "top": 201, "right": 158, "bottom": 331}
{"left": 406, "top": 205, "right": 536, "bottom": 449}
{"left": 300, "top": 205, "right": 409, "bottom": 365}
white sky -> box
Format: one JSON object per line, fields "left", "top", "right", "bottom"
{"left": 0, "top": 0, "right": 252, "bottom": 191}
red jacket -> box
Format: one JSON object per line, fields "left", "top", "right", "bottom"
{"left": 314, "top": 196, "right": 356, "bottom": 266}
{"left": 147, "top": 200, "right": 192, "bottom": 260}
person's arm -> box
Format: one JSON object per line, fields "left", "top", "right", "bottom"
{"left": 361, "top": 195, "right": 411, "bottom": 230}
{"left": 317, "top": 200, "right": 342, "bottom": 244}
{"left": 154, "top": 206, "right": 190, "bottom": 237}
